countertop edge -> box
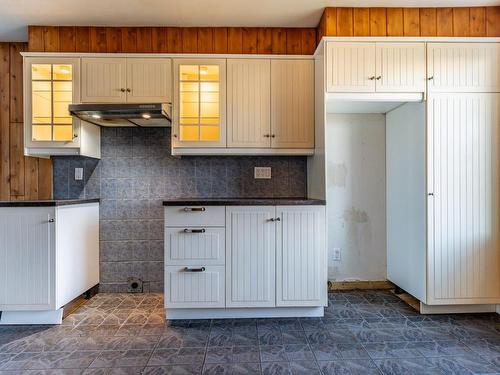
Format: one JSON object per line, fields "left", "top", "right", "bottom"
{"left": 0, "top": 199, "right": 100, "bottom": 207}
{"left": 162, "top": 199, "right": 326, "bottom": 206}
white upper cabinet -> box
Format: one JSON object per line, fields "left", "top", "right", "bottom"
{"left": 81, "top": 58, "right": 127, "bottom": 103}
{"left": 375, "top": 43, "right": 426, "bottom": 92}
{"left": 427, "top": 43, "right": 500, "bottom": 93}
{"left": 126, "top": 58, "right": 172, "bottom": 103}
{"left": 326, "top": 42, "right": 426, "bottom": 93}
{"left": 226, "top": 206, "right": 276, "bottom": 308}
{"left": 326, "top": 42, "right": 376, "bottom": 92}
{"left": 227, "top": 59, "right": 271, "bottom": 148}
{"left": 271, "top": 60, "right": 314, "bottom": 149}
{"left": 81, "top": 57, "right": 172, "bottom": 103}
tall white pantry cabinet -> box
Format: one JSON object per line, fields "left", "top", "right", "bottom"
{"left": 386, "top": 42, "right": 500, "bottom": 311}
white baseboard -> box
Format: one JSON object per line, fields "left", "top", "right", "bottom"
{"left": 0, "top": 309, "right": 63, "bottom": 325}
{"left": 420, "top": 303, "right": 497, "bottom": 315}
{"left": 166, "top": 307, "right": 324, "bottom": 320}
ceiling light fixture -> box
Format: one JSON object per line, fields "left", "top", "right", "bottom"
{"left": 142, "top": 113, "right": 151, "bottom": 119}
{"left": 91, "top": 114, "right": 101, "bottom": 119}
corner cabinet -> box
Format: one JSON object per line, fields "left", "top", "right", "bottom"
{"left": 23, "top": 57, "right": 100, "bottom": 158}
{"left": 172, "top": 59, "right": 226, "bottom": 148}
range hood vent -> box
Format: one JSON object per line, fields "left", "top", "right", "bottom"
{"left": 69, "top": 103, "right": 171, "bottom": 127}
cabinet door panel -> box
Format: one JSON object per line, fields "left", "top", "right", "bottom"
{"left": 427, "top": 93, "right": 500, "bottom": 304}
{"left": 271, "top": 60, "right": 314, "bottom": 148}
{"left": 276, "top": 206, "right": 326, "bottom": 307}
{"left": 0, "top": 208, "right": 54, "bottom": 310}
{"left": 81, "top": 58, "right": 127, "bottom": 103}
{"left": 375, "top": 43, "right": 426, "bottom": 92}
{"left": 227, "top": 59, "right": 271, "bottom": 148}
{"left": 427, "top": 43, "right": 500, "bottom": 93}
{"left": 127, "top": 58, "right": 172, "bottom": 103}
{"left": 165, "top": 265, "right": 225, "bottom": 308}
{"left": 326, "top": 42, "right": 376, "bottom": 92}
{"left": 226, "top": 206, "right": 276, "bottom": 307}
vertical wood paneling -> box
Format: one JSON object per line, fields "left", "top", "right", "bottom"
{"left": 324, "top": 7, "right": 337, "bottom": 36}
{"left": 420, "top": 8, "right": 437, "bottom": 36}
{"left": 37, "top": 159, "right": 52, "bottom": 199}
{"left": 136, "top": 27, "right": 152, "bottom": 53}
{"left": 75, "top": 27, "right": 90, "bottom": 52}
{"left": 24, "top": 157, "right": 39, "bottom": 199}
{"left": 486, "top": 6, "right": 500, "bottom": 36}
{"left": 43, "top": 26, "right": 59, "bottom": 52}
{"left": 337, "top": 8, "right": 354, "bottom": 36}
{"left": 470, "top": 7, "right": 486, "bottom": 37}
{"left": 152, "top": 27, "right": 168, "bottom": 53}
{"left": 387, "top": 8, "right": 404, "bottom": 36}
{"left": 227, "top": 27, "right": 242, "bottom": 54}
{"left": 286, "top": 29, "right": 302, "bottom": 55}
{"left": 0, "top": 44, "right": 10, "bottom": 200}
{"left": 257, "top": 28, "right": 272, "bottom": 54}
{"left": 354, "top": 8, "right": 370, "bottom": 36}
{"left": 271, "top": 28, "right": 287, "bottom": 54}
{"left": 436, "top": 8, "right": 454, "bottom": 36}
{"left": 28, "top": 26, "right": 44, "bottom": 52}
{"left": 453, "top": 8, "right": 470, "bottom": 36}
{"left": 59, "top": 26, "right": 76, "bottom": 52}
{"left": 301, "top": 29, "right": 316, "bottom": 55}
{"left": 90, "top": 27, "right": 107, "bottom": 53}
{"left": 370, "top": 8, "right": 387, "bottom": 36}
{"left": 9, "top": 122, "right": 24, "bottom": 196}
{"left": 213, "top": 28, "right": 228, "bottom": 54}
{"left": 404, "top": 8, "right": 420, "bottom": 36}
{"left": 9, "top": 43, "right": 24, "bottom": 123}
{"left": 166, "top": 27, "right": 182, "bottom": 53}
{"left": 121, "top": 27, "right": 137, "bottom": 53}
{"left": 197, "top": 27, "right": 214, "bottom": 53}
{"left": 106, "top": 27, "right": 122, "bottom": 53}
{"left": 242, "top": 28, "right": 257, "bottom": 54}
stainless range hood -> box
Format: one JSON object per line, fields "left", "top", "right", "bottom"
{"left": 69, "top": 103, "right": 171, "bottom": 127}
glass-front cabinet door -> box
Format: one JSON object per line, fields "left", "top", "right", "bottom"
{"left": 24, "top": 57, "right": 81, "bottom": 149}
{"left": 173, "top": 59, "right": 226, "bottom": 148}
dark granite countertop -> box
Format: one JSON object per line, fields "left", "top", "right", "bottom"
{"left": 0, "top": 198, "right": 100, "bottom": 207}
{"left": 163, "top": 198, "right": 326, "bottom": 206}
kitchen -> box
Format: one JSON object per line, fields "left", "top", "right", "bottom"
{"left": 0, "top": 1, "right": 500, "bottom": 374}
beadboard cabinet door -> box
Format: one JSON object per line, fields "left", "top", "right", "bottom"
{"left": 326, "top": 42, "right": 376, "bottom": 93}
{"left": 126, "top": 58, "right": 172, "bottom": 103}
{"left": 276, "top": 206, "right": 326, "bottom": 307}
{"left": 427, "top": 43, "right": 500, "bottom": 93}
{"left": 375, "top": 43, "right": 426, "bottom": 92}
{"left": 0, "top": 208, "right": 55, "bottom": 310}
{"left": 427, "top": 93, "right": 500, "bottom": 305}
{"left": 227, "top": 59, "right": 271, "bottom": 148}
{"left": 271, "top": 60, "right": 314, "bottom": 149}
{"left": 81, "top": 58, "right": 127, "bottom": 103}
{"left": 226, "top": 206, "right": 276, "bottom": 307}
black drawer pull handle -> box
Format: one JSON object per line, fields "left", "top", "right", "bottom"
{"left": 183, "top": 228, "right": 206, "bottom": 233}
{"left": 183, "top": 207, "right": 206, "bottom": 212}
{"left": 184, "top": 267, "right": 206, "bottom": 272}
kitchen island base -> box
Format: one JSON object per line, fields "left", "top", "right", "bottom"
{"left": 166, "top": 307, "right": 324, "bottom": 320}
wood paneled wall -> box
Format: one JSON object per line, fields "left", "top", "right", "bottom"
{"left": 0, "top": 42, "right": 52, "bottom": 201}
{"left": 317, "top": 6, "right": 500, "bottom": 39}
{"left": 28, "top": 26, "right": 317, "bottom": 54}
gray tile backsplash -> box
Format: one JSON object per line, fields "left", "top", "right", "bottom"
{"left": 52, "top": 127, "right": 307, "bottom": 293}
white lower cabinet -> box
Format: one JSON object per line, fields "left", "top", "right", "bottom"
{"left": 164, "top": 204, "right": 327, "bottom": 318}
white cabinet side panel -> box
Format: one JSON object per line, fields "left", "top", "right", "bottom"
{"left": 276, "top": 206, "right": 326, "bottom": 306}
{"left": 0, "top": 207, "right": 55, "bottom": 310}
{"left": 226, "top": 206, "right": 276, "bottom": 307}
{"left": 227, "top": 59, "right": 271, "bottom": 148}
{"left": 326, "top": 42, "right": 376, "bottom": 93}
{"left": 386, "top": 102, "right": 427, "bottom": 302}
{"left": 427, "top": 43, "right": 500, "bottom": 93}
{"left": 375, "top": 42, "right": 426, "bottom": 92}
{"left": 56, "top": 203, "right": 99, "bottom": 308}
{"left": 428, "top": 93, "right": 500, "bottom": 304}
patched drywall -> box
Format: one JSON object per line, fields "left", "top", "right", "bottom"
{"left": 326, "top": 113, "right": 387, "bottom": 281}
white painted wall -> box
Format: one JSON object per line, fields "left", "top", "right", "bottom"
{"left": 325, "top": 113, "right": 386, "bottom": 281}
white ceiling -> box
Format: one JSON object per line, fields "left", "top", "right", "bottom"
{"left": 1, "top": 0, "right": 499, "bottom": 41}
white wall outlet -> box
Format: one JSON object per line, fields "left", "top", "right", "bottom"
{"left": 333, "top": 248, "right": 341, "bottom": 261}
{"left": 254, "top": 167, "right": 272, "bottom": 179}
{"left": 75, "top": 168, "right": 84, "bottom": 181}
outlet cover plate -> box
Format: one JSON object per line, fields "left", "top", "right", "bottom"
{"left": 74, "top": 168, "right": 83, "bottom": 181}
{"left": 333, "top": 248, "right": 341, "bottom": 261}
{"left": 254, "top": 167, "right": 271, "bottom": 179}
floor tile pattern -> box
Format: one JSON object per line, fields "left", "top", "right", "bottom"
{"left": 0, "top": 290, "right": 499, "bottom": 374}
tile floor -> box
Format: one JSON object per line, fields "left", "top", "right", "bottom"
{"left": 0, "top": 290, "right": 499, "bottom": 374}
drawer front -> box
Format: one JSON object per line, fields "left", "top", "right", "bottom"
{"left": 165, "top": 265, "right": 225, "bottom": 308}
{"left": 165, "top": 206, "right": 225, "bottom": 227}
{"left": 165, "top": 227, "right": 225, "bottom": 265}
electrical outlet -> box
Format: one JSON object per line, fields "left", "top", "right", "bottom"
{"left": 254, "top": 167, "right": 272, "bottom": 179}
{"left": 74, "top": 168, "right": 83, "bottom": 181}
{"left": 333, "top": 248, "right": 341, "bottom": 261}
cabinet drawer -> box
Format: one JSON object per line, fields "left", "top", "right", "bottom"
{"left": 165, "top": 227, "right": 225, "bottom": 265}
{"left": 165, "top": 265, "right": 225, "bottom": 308}
{"left": 165, "top": 206, "right": 225, "bottom": 227}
